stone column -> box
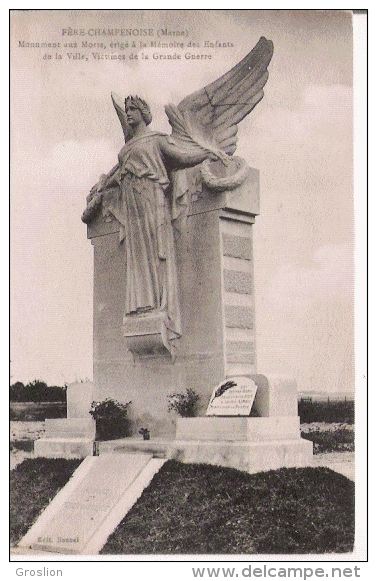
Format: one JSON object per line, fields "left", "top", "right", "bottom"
{"left": 177, "top": 164, "right": 259, "bottom": 381}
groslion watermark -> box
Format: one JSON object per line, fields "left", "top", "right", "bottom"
{"left": 15, "top": 569, "right": 63, "bottom": 577}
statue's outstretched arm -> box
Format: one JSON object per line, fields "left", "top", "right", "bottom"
{"left": 160, "top": 136, "right": 218, "bottom": 169}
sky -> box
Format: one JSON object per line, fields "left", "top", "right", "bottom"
{"left": 10, "top": 9, "right": 356, "bottom": 392}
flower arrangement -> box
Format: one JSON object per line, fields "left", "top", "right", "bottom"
{"left": 167, "top": 388, "right": 200, "bottom": 418}
{"left": 89, "top": 398, "right": 132, "bottom": 440}
{"left": 139, "top": 428, "right": 150, "bottom": 441}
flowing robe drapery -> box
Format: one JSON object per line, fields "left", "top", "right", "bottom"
{"left": 99, "top": 131, "right": 191, "bottom": 353}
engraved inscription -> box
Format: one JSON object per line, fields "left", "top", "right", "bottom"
{"left": 226, "top": 352, "right": 254, "bottom": 364}
{"left": 222, "top": 233, "right": 252, "bottom": 260}
{"left": 206, "top": 376, "right": 258, "bottom": 416}
{"left": 225, "top": 305, "right": 254, "bottom": 329}
{"left": 223, "top": 269, "right": 252, "bottom": 294}
{"left": 226, "top": 340, "right": 254, "bottom": 352}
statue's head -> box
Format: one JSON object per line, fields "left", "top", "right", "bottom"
{"left": 125, "top": 95, "right": 152, "bottom": 126}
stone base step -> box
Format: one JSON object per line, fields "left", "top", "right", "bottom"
{"left": 44, "top": 418, "right": 95, "bottom": 439}
{"left": 168, "top": 438, "right": 313, "bottom": 474}
{"left": 34, "top": 438, "right": 94, "bottom": 459}
{"left": 33, "top": 432, "right": 313, "bottom": 476}
{"left": 99, "top": 438, "right": 170, "bottom": 458}
{"left": 175, "top": 416, "right": 301, "bottom": 442}
{"left": 34, "top": 437, "right": 171, "bottom": 459}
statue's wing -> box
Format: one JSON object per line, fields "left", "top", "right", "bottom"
{"left": 165, "top": 37, "right": 274, "bottom": 157}
{"left": 111, "top": 92, "right": 133, "bottom": 143}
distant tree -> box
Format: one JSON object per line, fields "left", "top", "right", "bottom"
{"left": 10, "top": 382, "right": 26, "bottom": 402}
{"left": 10, "top": 382, "right": 25, "bottom": 390}
{"left": 26, "top": 379, "right": 47, "bottom": 388}
{"left": 10, "top": 380, "right": 67, "bottom": 402}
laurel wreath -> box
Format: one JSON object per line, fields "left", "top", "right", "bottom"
{"left": 201, "top": 156, "right": 249, "bottom": 193}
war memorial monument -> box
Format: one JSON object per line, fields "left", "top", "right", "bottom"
{"left": 35, "top": 37, "right": 312, "bottom": 475}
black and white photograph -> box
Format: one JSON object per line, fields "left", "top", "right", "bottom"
{"left": 9, "top": 8, "right": 367, "bottom": 572}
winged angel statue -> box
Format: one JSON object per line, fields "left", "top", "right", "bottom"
{"left": 82, "top": 37, "right": 274, "bottom": 353}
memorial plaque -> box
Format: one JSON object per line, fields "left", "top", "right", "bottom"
{"left": 206, "top": 377, "right": 258, "bottom": 416}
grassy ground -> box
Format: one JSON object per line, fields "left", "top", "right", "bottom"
{"left": 10, "top": 458, "right": 354, "bottom": 554}
{"left": 300, "top": 424, "right": 354, "bottom": 454}
{"left": 101, "top": 460, "right": 354, "bottom": 555}
{"left": 10, "top": 422, "right": 355, "bottom": 554}
{"left": 10, "top": 458, "right": 81, "bottom": 546}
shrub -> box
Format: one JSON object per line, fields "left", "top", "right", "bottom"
{"left": 167, "top": 388, "right": 200, "bottom": 417}
{"left": 89, "top": 398, "right": 132, "bottom": 440}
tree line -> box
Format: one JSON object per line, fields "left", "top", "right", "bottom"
{"left": 10, "top": 380, "right": 67, "bottom": 402}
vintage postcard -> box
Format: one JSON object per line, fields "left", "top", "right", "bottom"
{"left": 10, "top": 8, "right": 366, "bottom": 573}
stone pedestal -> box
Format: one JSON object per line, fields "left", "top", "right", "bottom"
{"left": 175, "top": 416, "right": 301, "bottom": 442}
{"left": 252, "top": 375, "right": 298, "bottom": 417}
{"left": 34, "top": 165, "right": 312, "bottom": 474}
{"left": 66, "top": 381, "right": 94, "bottom": 418}
{"left": 168, "top": 437, "right": 313, "bottom": 475}
{"left": 168, "top": 379, "right": 313, "bottom": 474}
{"left": 87, "top": 166, "right": 259, "bottom": 435}
{"left": 35, "top": 382, "right": 95, "bottom": 459}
